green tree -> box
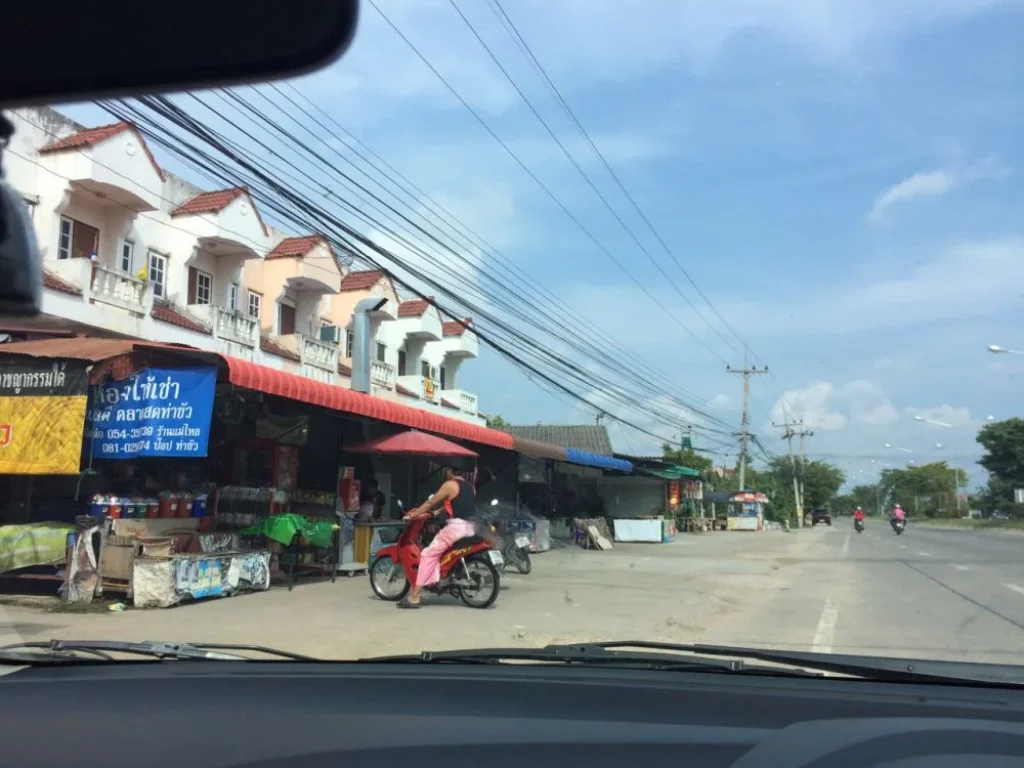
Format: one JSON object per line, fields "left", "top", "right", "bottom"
{"left": 879, "top": 461, "right": 967, "bottom": 518}
{"left": 766, "top": 457, "right": 846, "bottom": 511}
{"left": 486, "top": 415, "right": 509, "bottom": 429}
{"left": 833, "top": 484, "right": 884, "bottom": 516}
{"left": 660, "top": 443, "right": 713, "bottom": 473}
{"left": 977, "top": 418, "right": 1024, "bottom": 485}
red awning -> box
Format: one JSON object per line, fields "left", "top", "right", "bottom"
{"left": 221, "top": 356, "right": 514, "bottom": 451}
{"left": 347, "top": 430, "right": 478, "bottom": 457}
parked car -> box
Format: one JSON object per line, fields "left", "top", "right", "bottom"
{"left": 810, "top": 508, "right": 831, "bottom": 526}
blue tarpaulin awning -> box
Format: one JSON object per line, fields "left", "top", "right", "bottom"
{"left": 563, "top": 448, "right": 633, "bottom": 473}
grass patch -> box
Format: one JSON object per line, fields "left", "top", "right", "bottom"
{"left": 915, "top": 518, "right": 1024, "bottom": 531}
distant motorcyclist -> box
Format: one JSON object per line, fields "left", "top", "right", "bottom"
{"left": 853, "top": 507, "right": 866, "bottom": 524}
{"left": 890, "top": 504, "right": 906, "bottom": 531}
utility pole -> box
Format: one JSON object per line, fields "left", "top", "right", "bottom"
{"left": 773, "top": 418, "right": 805, "bottom": 527}
{"left": 727, "top": 348, "right": 768, "bottom": 492}
{"left": 797, "top": 421, "right": 814, "bottom": 517}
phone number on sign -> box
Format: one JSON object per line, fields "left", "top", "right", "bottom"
{"left": 99, "top": 440, "right": 151, "bottom": 455}
{"left": 103, "top": 426, "right": 155, "bottom": 441}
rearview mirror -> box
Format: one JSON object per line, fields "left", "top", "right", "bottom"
{"left": 0, "top": 0, "right": 359, "bottom": 107}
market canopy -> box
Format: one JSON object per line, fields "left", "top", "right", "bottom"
{"left": 634, "top": 464, "right": 702, "bottom": 480}
{"left": 347, "top": 430, "right": 478, "bottom": 457}
{"left": 564, "top": 448, "right": 632, "bottom": 474}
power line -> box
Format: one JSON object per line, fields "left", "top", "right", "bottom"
{"left": 365, "top": 0, "right": 733, "bottom": 367}
{"left": 98, "top": 95, "right": 738, "bottom": 445}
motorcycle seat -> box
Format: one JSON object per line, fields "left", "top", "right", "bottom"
{"left": 449, "top": 535, "right": 487, "bottom": 550}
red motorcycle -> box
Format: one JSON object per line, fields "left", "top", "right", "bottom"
{"left": 369, "top": 502, "right": 502, "bottom": 608}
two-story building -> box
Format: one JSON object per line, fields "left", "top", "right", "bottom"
{"left": 3, "top": 106, "right": 484, "bottom": 425}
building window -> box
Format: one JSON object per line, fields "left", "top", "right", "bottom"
{"left": 440, "top": 365, "right": 447, "bottom": 390}
{"left": 247, "top": 290, "right": 262, "bottom": 319}
{"left": 120, "top": 240, "right": 135, "bottom": 273}
{"left": 228, "top": 282, "right": 239, "bottom": 311}
{"left": 375, "top": 342, "right": 386, "bottom": 363}
{"left": 278, "top": 302, "right": 296, "bottom": 336}
{"left": 420, "top": 360, "right": 430, "bottom": 379}
{"left": 345, "top": 328, "right": 353, "bottom": 358}
{"left": 187, "top": 267, "right": 212, "bottom": 305}
{"left": 57, "top": 217, "right": 72, "bottom": 259}
{"left": 147, "top": 251, "right": 167, "bottom": 298}
{"left": 397, "top": 349, "right": 407, "bottom": 376}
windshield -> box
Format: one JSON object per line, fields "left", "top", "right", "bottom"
{"left": 2, "top": 1, "right": 1024, "bottom": 675}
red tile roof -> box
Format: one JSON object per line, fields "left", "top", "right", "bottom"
{"left": 38, "top": 121, "right": 166, "bottom": 181}
{"left": 266, "top": 235, "right": 331, "bottom": 260}
{"left": 396, "top": 382, "right": 419, "bottom": 398}
{"left": 442, "top": 317, "right": 472, "bottom": 337}
{"left": 260, "top": 335, "right": 301, "bottom": 362}
{"left": 397, "top": 297, "right": 434, "bottom": 318}
{"left": 170, "top": 187, "right": 269, "bottom": 235}
{"left": 151, "top": 301, "right": 212, "bottom": 335}
{"left": 339, "top": 270, "right": 384, "bottom": 291}
{"left": 42, "top": 270, "right": 82, "bottom": 297}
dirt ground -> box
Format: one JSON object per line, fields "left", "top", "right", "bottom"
{"left": 0, "top": 529, "right": 825, "bottom": 659}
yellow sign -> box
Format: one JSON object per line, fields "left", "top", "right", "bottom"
{"left": 0, "top": 360, "right": 89, "bottom": 475}
{"left": 423, "top": 377, "right": 436, "bottom": 399}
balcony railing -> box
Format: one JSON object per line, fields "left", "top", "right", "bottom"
{"left": 91, "top": 264, "right": 149, "bottom": 314}
{"left": 371, "top": 359, "right": 396, "bottom": 389}
{"left": 442, "top": 388, "right": 478, "bottom": 415}
{"left": 300, "top": 335, "right": 339, "bottom": 382}
{"left": 188, "top": 305, "right": 259, "bottom": 359}
{"left": 396, "top": 374, "right": 439, "bottom": 401}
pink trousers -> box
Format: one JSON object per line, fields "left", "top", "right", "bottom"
{"left": 416, "top": 518, "right": 476, "bottom": 587}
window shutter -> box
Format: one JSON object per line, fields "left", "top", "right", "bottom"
{"left": 187, "top": 267, "right": 198, "bottom": 304}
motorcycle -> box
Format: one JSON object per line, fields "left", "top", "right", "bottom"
{"left": 854, "top": 519, "right": 864, "bottom": 534}
{"left": 484, "top": 499, "right": 532, "bottom": 575}
{"left": 369, "top": 500, "right": 502, "bottom": 609}
{"left": 891, "top": 518, "right": 906, "bottom": 536}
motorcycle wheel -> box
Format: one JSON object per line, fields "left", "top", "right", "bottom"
{"left": 457, "top": 556, "right": 500, "bottom": 609}
{"left": 513, "top": 548, "right": 532, "bottom": 575}
{"left": 369, "top": 555, "right": 410, "bottom": 602}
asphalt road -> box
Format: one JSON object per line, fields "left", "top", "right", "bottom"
{"left": 2, "top": 524, "right": 1024, "bottom": 666}
{"left": 702, "top": 521, "right": 1024, "bottom": 664}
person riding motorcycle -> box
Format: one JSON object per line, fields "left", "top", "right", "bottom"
{"left": 397, "top": 465, "right": 477, "bottom": 609}
{"left": 853, "top": 507, "right": 865, "bottom": 524}
{"left": 890, "top": 504, "right": 906, "bottom": 531}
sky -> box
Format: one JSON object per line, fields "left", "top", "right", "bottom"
{"left": 62, "top": 0, "right": 1024, "bottom": 488}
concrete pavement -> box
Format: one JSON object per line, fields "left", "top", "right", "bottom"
{"left": 3, "top": 524, "right": 1024, "bottom": 665}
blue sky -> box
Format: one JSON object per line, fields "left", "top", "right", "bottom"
{"left": 63, "top": 0, "right": 1024, "bottom": 486}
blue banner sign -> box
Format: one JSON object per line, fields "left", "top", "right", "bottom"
{"left": 86, "top": 367, "right": 217, "bottom": 458}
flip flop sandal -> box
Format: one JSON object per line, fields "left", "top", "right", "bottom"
{"left": 397, "top": 598, "right": 421, "bottom": 609}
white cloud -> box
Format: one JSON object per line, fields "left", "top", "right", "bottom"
{"left": 769, "top": 381, "right": 848, "bottom": 432}
{"left": 905, "top": 404, "right": 975, "bottom": 428}
{"left": 866, "top": 157, "right": 1009, "bottom": 222}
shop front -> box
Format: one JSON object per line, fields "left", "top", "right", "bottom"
{"left": 0, "top": 338, "right": 545, "bottom": 606}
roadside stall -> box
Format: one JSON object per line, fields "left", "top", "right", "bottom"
{"left": 344, "top": 430, "right": 478, "bottom": 569}
{"left": 725, "top": 491, "right": 769, "bottom": 531}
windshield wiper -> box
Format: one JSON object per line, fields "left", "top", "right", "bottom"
{"left": 0, "top": 639, "right": 316, "bottom": 664}
{"left": 363, "top": 642, "right": 822, "bottom": 677}
{"left": 365, "top": 640, "right": 1024, "bottom": 686}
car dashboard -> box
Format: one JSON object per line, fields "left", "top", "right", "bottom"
{"left": 1, "top": 661, "right": 1023, "bottom": 767}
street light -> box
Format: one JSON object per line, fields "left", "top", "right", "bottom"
{"left": 988, "top": 344, "right": 1024, "bottom": 355}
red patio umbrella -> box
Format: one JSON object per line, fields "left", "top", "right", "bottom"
{"left": 346, "top": 429, "right": 478, "bottom": 457}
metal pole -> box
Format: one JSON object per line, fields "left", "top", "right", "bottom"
{"left": 727, "top": 348, "right": 767, "bottom": 493}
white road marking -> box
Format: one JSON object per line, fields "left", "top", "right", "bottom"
{"left": 953, "top": 565, "right": 970, "bottom": 572}
{"left": 811, "top": 598, "right": 839, "bottom": 654}
{"left": 840, "top": 531, "right": 850, "bottom": 558}
{"left": 898, "top": 544, "right": 908, "bottom": 549}
{"left": 1004, "top": 583, "right": 1024, "bottom": 597}
{"left": 916, "top": 551, "right": 930, "bottom": 557}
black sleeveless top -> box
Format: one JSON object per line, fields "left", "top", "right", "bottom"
{"left": 444, "top": 479, "right": 476, "bottom": 520}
